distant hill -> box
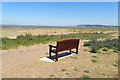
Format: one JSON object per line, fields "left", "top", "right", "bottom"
{"left": 77, "top": 24, "right": 118, "bottom": 27}
{"left": 76, "top": 24, "right": 118, "bottom": 29}
{"left": 2, "top": 24, "right": 118, "bottom": 29}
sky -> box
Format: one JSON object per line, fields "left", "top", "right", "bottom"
{"left": 2, "top": 0, "right": 120, "bottom": 2}
{"left": 2, "top": 2, "right": 118, "bottom": 26}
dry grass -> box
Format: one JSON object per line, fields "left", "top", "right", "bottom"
{"left": 2, "top": 27, "right": 118, "bottom": 38}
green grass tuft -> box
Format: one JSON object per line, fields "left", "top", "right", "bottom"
{"left": 82, "top": 75, "right": 90, "bottom": 78}
{"left": 112, "top": 64, "right": 118, "bottom": 67}
{"left": 73, "top": 68, "right": 78, "bottom": 71}
{"left": 65, "top": 72, "right": 69, "bottom": 75}
{"left": 102, "top": 48, "right": 108, "bottom": 51}
{"left": 84, "top": 70, "right": 90, "bottom": 73}
{"left": 90, "top": 47, "right": 98, "bottom": 53}
{"left": 92, "top": 56, "right": 98, "bottom": 58}
{"left": 45, "top": 52, "right": 49, "bottom": 55}
{"left": 113, "top": 50, "right": 119, "bottom": 53}
{"left": 50, "top": 75, "right": 54, "bottom": 77}
{"left": 91, "top": 60, "right": 97, "bottom": 63}
{"left": 106, "top": 52, "right": 112, "bottom": 54}
{"left": 61, "top": 69, "right": 66, "bottom": 72}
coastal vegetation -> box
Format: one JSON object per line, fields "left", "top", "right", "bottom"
{"left": 1, "top": 32, "right": 110, "bottom": 50}
{"left": 84, "top": 38, "right": 119, "bottom": 53}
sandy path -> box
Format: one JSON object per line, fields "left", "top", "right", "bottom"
{"left": 2, "top": 40, "right": 118, "bottom": 78}
{"left": 2, "top": 43, "right": 49, "bottom": 70}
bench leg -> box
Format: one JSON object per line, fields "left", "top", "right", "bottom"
{"left": 69, "top": 49, "right": 71, "bottom": 53}
{"left": 49, "top": 48, "right": 52, "bottom": 59}
{"left": 49, "top": 52, "right": 52, "bottom": 59}
{"left": 56, "top": 52, "right": 58, "bottom": 61}
{"left": 76, "top": 48, "right": 78, "bottom": 54}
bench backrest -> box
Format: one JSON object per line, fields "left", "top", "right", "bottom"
{"left": 56, "top": 39, "right": 80, "bottom": 52}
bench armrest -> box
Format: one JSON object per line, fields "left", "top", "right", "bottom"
{"left": 49, "top": 45, "right": 57, "bottom": 48}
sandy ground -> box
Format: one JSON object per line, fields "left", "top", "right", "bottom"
{"left": 2, "top": 40, "right": 118, "bottom": 78}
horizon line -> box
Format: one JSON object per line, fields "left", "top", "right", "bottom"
{"left": 1, "top": 24, "right": 118, "bottom": 26}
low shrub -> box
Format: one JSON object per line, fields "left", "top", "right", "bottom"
{"left": 84, "top": 38, "right": 119, "bottom": 53}
{"left": 90, "top": 46, "right": 98, "bottom": 53}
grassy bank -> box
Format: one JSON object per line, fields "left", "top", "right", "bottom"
{"left": 1, "top": 33, "right": 110, "bottom": 50}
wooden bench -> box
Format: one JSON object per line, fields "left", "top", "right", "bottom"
{"left": 49, "top": 39, "right": 80, "bottom": 61}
